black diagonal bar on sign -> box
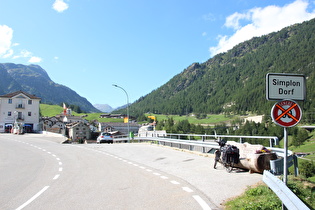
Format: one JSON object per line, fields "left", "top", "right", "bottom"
{"left": 275, "top": 103, "right": 298, "bottom": 122}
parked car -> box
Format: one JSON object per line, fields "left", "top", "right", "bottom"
{"left": 97, "top": 132, "right": 113, "bottom": 144}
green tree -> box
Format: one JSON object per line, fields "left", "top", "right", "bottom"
{"left": 300, "top": 161, "right": 315, "bottom": 178}
{"left": 292, "top": 129, "right": 309, "bottom": 147}
{"left": 176, "top": 120, "right": 191, "bottom": 134}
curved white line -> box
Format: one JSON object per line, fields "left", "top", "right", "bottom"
{"left": 16, "top": 186, "right": 49, "bottom": 210}
{"left": 193, "top": 195, "right": 211, "bottom": 210}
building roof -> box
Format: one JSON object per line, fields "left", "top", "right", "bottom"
{"left": 0, "top": 90, "right": 41, "bottom": 99}
{"left": 66, "top": 121, "right": 88, "bottom": 128}
{"left": 100, "top": 122, "right": 140, "bottom": 127}
{"left": 64, "top": 116, "right": 83, "bottom": 120}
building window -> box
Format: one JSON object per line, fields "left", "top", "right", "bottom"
{"left": 8, "top": 99, "right": 12, "bottom": 104}
{"left": 8, "top": 111, "right": 11, "bottom": 116}
{"left": 28, "top": 100, "right": 32, "bottom": 105}
{"left": 28, "top": 112, "right": 31, "bottom": 116}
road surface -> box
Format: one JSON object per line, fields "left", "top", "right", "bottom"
{"left": 0, "top": 134, "right": 262, "bottom": 209}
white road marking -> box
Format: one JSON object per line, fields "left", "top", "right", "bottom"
{"left": 58, "top": 162, "right": 62, "bottom": 165}
{"left": 53, "top": 174, "right": 60, "bottom": 180}
{"left": 59, "top": 167, "right": 63, "bottom": 172}
{"left": 182, "top": 187, "right": 193, "bottom": 192}
{"left": 170, "top": 180, "right": 180, "bottom": 185}
{"left": 193, "top": 195, "right": 211, "bottom": 210}
{"left": 16, "top": 186, "right": 50, "bottom": 210}
{"left": 160, "top": 176, "right": 168, "bottom": 179}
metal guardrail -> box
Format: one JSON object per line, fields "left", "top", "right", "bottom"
{"left": 114, "top": 134, "right": 284, "bottom": 155}
{"left": 263, "top": 170, "right": 310, "bottom": 210}
{"left": 165, "top": 133, "right": 279, "bottom": 147}
{"left": 114, "top": 134, "right": 295, "bottom": 175}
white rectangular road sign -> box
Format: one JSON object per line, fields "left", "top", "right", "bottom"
{"left": 266, "top": 73, "right": 306, "bottom": 101}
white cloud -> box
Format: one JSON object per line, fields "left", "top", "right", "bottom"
{"left": 13, "top": 49, "right": 31, "bottom": 59}
{"left": 52, "top": 0, "right": 69, "bottom": 13}
{"left": 13, "top": 49, "right": 42, "bottom": 63}
{"left": 0, "top": 25, "right": 13, "bottom": 58}
{"left": 3, "top": 49, "right": 13, "bottom": 58}
{"left": 210, "top": 0, "right": 315, "bottom": 57}
{"left": 28, "top": 56, "right": 42, "bottom": 63}
{"left": 0, "top": 25, "right": 42, "bottom": 63}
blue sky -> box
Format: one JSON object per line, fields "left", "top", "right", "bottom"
{"left": 0, "top": 0, "right": 315, "bottom": 108}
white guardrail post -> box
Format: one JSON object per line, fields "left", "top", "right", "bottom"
{"left": 263, "top": 170, "right": 310, "bottom": 210}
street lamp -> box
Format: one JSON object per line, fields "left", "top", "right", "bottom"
{"left": 112, "top": 84, "right": 130, "bottom": 143}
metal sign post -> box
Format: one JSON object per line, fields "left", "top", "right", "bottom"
{"left": 283, "top": 127, "right": 288, "bottom": 185}
{"left": 267, "top": 73, "right": 306, "bottom": 210}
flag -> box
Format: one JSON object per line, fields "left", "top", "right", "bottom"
{"left": 124, "top": 117, "right": 129, "bottom": 123}
{"left": 63, "top": 103, "right": 67, "bottom": 115}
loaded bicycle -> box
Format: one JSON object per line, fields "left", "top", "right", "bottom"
{"left": 214, "top": 139, "right": 240, "bottom": 173}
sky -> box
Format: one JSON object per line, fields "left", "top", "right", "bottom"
{"left": 0, "top": 0, "right": 315, "bottom": 108}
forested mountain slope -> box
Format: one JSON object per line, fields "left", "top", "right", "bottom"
{"left": 0, "top": 63, "right": 99, "bottom": 113}
{"left": 129, "top": 18, "right": 315, "bottom": 119}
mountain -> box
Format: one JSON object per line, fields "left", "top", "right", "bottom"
{"left": 0, "top": 63, "right": 99, "bottom": 113}
{"left": 129, "top": 18, "right": 315, "bottom": 118}
{"left": 93, "top": 104, "right": 114, "bottom": 113}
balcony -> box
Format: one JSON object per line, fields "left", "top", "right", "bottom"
{"left": 16, "top": 114, "right": 24, "bottom": 121}
{"left": 16, "top": 103, "right": 25, "bottom": 109}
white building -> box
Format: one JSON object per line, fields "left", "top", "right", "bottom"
{"left": 98, "top": 122, "right": 140, "bottom": 135}
{"left": 0, "top": 91, "right": 41, "bottom": 133}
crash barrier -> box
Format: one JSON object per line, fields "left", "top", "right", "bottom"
{"left": 270, "top": 154, "right": 298, "bottom": 176}
{"left": 263, "top": 170, "right": 309, "bottom": 210}
{"left": 164, "top": 133, "right": 279, "bottom": 147}
{"left": 114, "top": 134, "right": 294, "bottom": 174}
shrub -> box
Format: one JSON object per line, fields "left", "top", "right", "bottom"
{"left": 300, "top": 161, "right": 315, "bottom": 178}
{"left": 225, "top": 184, "right": 281, "bottom": 209}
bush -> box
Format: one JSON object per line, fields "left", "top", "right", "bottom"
{"left": 300, "top": 161, "right": 315, "bottom": 178}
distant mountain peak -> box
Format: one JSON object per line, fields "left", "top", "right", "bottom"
{"left": 0, "top": 63, "right": 99, "bottom": 113}
{"left": 93, "top": 104, "right": 113, "bottom": 113}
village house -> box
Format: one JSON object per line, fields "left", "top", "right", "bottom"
{"left": 42, "top": 106, "right": 88, "bottom": 136}
{"left": 99, "top": 113, "right": 137, "bottom": 121}
{"left": 66, "top": 121, "right": 90, "bottom": 141}
{"left": 138, "top": 124, "right": 167, "bottom": 137}
{"left": 98, "top": 122, "right": 140, "bottom": 135}
{"left": 62, "top": 115, "right": 87, "bottom": 124}
{"left": 0, "top": 91, "right": 41, "bottom": 133}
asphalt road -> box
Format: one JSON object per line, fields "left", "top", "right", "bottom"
{"left": 0, "top": 134, "right": 262, "bottom": 209}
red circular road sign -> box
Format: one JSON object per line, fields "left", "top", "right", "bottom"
{"left": 271, "top": 100, "right": 302, "bottom": 127}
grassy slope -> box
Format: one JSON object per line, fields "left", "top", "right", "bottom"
{"left": 40, "top": 104, "right": 240, "bottom": 124}
{"left": 40, "top": 104, "right": 123, "bottom": 123}
{"left": 145, "top": 113, "right": 238, "bottom": 124}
